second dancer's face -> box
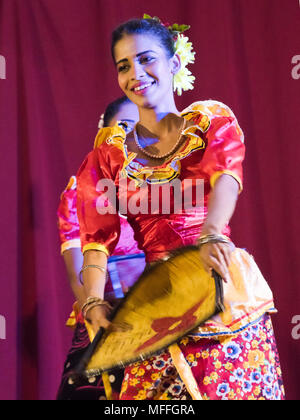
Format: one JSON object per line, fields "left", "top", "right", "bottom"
{"left": 109, "top": 101, "right": 139, "bottom": 133}
{"left": 114, "top": 34, "right": 178, "bottom": 109}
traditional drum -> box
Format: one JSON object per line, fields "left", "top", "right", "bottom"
{"left": 76, "top": 245, "right": 224, "bottom": 378}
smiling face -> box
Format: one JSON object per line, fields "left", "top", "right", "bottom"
{"left": 114, "top": 34, "right": 180, "bottom": 110}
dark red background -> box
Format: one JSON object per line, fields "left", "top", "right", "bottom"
{"left": 0, "top": 0, "right": 299, "bottom": 400}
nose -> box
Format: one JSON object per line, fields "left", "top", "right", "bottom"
{"left": 130, "top": 61, "right": 146, "bottom": 80}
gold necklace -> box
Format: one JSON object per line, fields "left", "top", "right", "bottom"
{"left": 133, "top": 119, "right": 187, "bottom": 160}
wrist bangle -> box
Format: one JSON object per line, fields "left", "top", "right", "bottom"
{"left": 79, "top": 264, "right": 107, "bottom": 285}
{"left": 196, "top": 233, "right": 231, "bottom": 247}
{"left": 82, "top": 302, "right": 104, "bottom": 320}
{"left": 81, "top": 296, "right": 111, "bottom": 320}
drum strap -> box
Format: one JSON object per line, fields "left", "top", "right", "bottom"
{"left": 168, "top": 343, "right": 203, "bottom": 401}
{"left": 102, "top": 372, "right": 113, "bottom": 400}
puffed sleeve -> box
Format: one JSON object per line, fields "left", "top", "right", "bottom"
{"left": 199, "top": 101, "right": 245, "bottom": 192}
{"left": 57, "top": 176, "right": 81, "bottom": 254}
{"left": 76, "top": 146, "right": 121, "bottom": 256}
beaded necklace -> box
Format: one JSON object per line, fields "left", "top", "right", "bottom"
{"left": 133, "top": 119, "right": 187, "bottom": 160}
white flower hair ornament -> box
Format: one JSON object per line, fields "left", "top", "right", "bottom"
{"left": 173, "top": 34, "right": 196, "bottom": 96}
{"left": 98, "top": 113, "right": 105, "bottom": 129}
{"left": 143, "top": 15, "right": 196, "bottom": 96}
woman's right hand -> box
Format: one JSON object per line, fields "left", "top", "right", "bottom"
{"left": 199, "top": 241, "right": 234, "bottom": 283}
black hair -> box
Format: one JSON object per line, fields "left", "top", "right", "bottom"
{"left": 103, "top": 96, "right": 131, "bottom": 127}
{"left": 111, "top": 18, "right": 175, "bottom": 62}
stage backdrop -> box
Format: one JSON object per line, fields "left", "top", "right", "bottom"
{"left": 0, "top": 0, "right": 299, "bottom": 400}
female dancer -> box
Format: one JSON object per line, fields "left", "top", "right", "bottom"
{"left": 76, "top": 18, "right": 285, "bottom": 400}
{"left": 56, "top": 96, "right": 143, "bottom": 400}
{"left": 57, "top": 96, "right": 141, "bottom": 309}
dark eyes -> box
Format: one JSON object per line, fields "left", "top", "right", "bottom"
{"left": 119, "top": 122, "right": 133, "bottom": 134}
{"left": 140, "top": 56, "right": 155, "bottom": 64}
{"left": 117, "top": 56, "right": 155, "bottom": 73}
{"left": 118, "top": 64, "right": 129, "bottom": 73}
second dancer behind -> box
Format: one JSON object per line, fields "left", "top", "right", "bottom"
{"left": 56, "top": 96, "right": 144, "bottom": 400}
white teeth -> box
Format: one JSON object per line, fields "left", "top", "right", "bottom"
{"left": 134, "top": 83, "right": 152, "bottom": 92}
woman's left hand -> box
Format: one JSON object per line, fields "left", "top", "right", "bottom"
{"left": 199, "top": 241, "right": 235, "bottom": 283}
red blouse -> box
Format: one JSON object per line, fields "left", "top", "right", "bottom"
{"left": 76, "top": 101, "right": 245, "bottom": 264}
{"left": 57, "top": 178, "right": 143, "bottom": 256}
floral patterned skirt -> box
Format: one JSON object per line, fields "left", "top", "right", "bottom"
{"left": 119, "top": 314, "right": 285, "bottom": 400}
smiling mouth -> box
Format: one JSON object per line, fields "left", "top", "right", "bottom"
{"left": 132, "top": 81, "right": 155, "bottom": 93}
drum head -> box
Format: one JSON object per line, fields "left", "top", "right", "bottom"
{"left": 82, "top": 246, "right": 224, "bottom": 377}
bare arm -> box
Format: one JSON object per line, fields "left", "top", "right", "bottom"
{"left": 81, "top": 249, "right": 111, "bottom": 333}
{"left": 82, "top": 250, "right": 108, "bottom": 299}
{"left": 199, "top": 174, "right": 240, "bottom": 282}
{"left": 62, "top": 248, "right": 85, "bottom": 307}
